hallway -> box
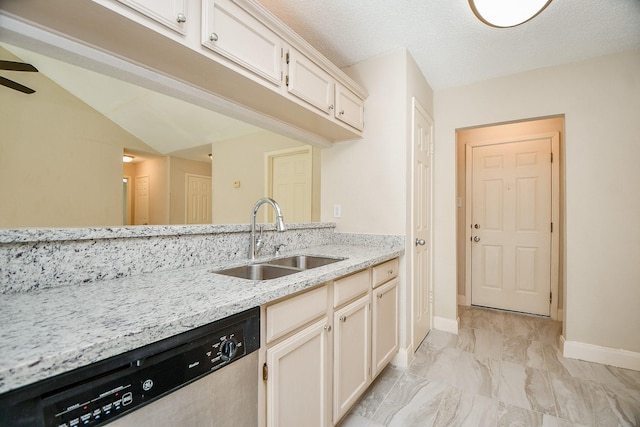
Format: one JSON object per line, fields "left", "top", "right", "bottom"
{"left": 339, "top": 306, "right": 640, "bottom": 426}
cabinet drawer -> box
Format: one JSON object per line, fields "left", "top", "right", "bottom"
{"left": 266, "top": 284, "right": 328, "bottom": 343}
{"left": 372, "top": 258, "right": 399, "bottom": 289}
{"left": 333, "top": 269, "right": 370, "bottom": 308}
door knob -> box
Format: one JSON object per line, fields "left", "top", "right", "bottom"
{"left": 474, "top": 224, "right": 481, "bottom": 229}
{"left": 415, "top": 238, "right": 426, "bottom": 246}
{"left": 473, "top": 236, "right": 480, "bottom": 242}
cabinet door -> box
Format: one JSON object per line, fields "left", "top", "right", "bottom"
{"left": 202, "top": 0, "right": 282, "bottom": 86}
{"left": 333, "top": 294, "right": 371, "bottom": 423}
{"left": 287, "top": 49, "right": 335, "bottom": 114}
{"left": 372, "top": 277, "right": 399, "bottom": 377}
{"left": 265, "top": 318, "right": 331, "bottom": 427}
{"left": 335, "top": 84, "right": 364, "bottom": 131}
{"left": 116, "top": 0, "right": 187, "bottom": 34}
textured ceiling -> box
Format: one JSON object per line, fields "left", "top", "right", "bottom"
{"left": 257, "top": 0, "right": 640, "bottom": 90}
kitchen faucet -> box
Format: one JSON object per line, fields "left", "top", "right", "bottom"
{"left": 250, "top": 197, "right": 286, "bottom": 259}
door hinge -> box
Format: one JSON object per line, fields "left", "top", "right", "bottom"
{"left": 263, "top": 363, "right": 268, "bottom": 381}
{"left": 285, "top": 75, "right": 289, "bottom": 86}
{"left": 285, "top": 52, "right": 290, "bottom": 64}
{"left": 550, "top": 292, "right": 552, "bottom": 304}
{"left": 551, "top": 152, "right": 554, "bottom": 163}
{"left": 551, "top": 222, "right": 553, "bottom": 233}
{"left": 429, "top": 291, "right": 433, "bottom": 303}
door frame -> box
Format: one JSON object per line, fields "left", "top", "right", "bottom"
{"left": 464, "top": 130, "right": 560, "bottom": 319}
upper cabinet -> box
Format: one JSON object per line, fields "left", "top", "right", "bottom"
{"left": 116, "top": 0, "right": 187, "bottom": 34}
{"left": 202, "top": 0, "right": 282, "bottom": 87}
{"left": 286, "top": 49, "right": 365, "bottom": 132}
{"left": 0, "top": 0, "right": 367, "bottom": 144}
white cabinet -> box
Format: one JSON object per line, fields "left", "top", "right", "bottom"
{"left": 372, "top": 277, "right": 399, "bottom": 377}
{"left": 202, "top": 0, "right": 283, "bottom": 86}
{"left": 371, "top": 258, "right": 399, "bottom": 377}
{"left": 286, "top": 49, "right": 334, "bottom": 114}
{"left": 335, "top": 84, "right": 365, "bottom": 131}
{"left": 286, "top": 48, "right": 365, "bottom": 131}
{"left": 333, "top": 293, "right": 371, "bottom": 422}
{"left": 265, "top": 318, "right": 332, "bottom": 427}
{"left": 261, "top": 258, "right": 399, "bottom": 426}
{"left": 116, "top": 0, "right": 187, "bottom": 34}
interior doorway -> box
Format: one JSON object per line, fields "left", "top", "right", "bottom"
{"left": 265, "top": 147, "right": 313, "bottom": 223}
{"left": 457, "top": 116, "right": 563, "bottom": 318}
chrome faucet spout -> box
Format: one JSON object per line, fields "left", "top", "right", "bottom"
{"left": 250, "top": 197, "right": 286, "bottom": 259}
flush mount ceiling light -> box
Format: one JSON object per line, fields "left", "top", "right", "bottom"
{"left": 469, "top": 0, "right": 553, "bottom": 28}
{"left": 122, "top": 155, "right": 134, "bottom": 163}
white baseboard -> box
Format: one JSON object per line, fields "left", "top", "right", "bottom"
{"left": 561, "top": 335, "right": 640, "bottom": 371}
{"left": 433, "top": 316, "right": 459, "bottom": 335}
{"left": 391, "top": 344, "right": 414, "bottom": 368}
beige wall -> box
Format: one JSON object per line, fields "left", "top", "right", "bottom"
{"left": 211, "top": 130, "right": 316, "bottom": 224}
{"left": 169, "top": 157, "right": 212, "bottom": 224}
{"left": 324, "top": 49, "right": 434, "bottom": 358}
{"left": 0, "top": 47, "right": 147, "bottom": 228}
{"left": 434, "top": 50, "right": 640, "bottom": 353}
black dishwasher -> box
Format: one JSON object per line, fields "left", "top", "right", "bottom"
{"left": 0, "top": 307, "right": 260, "bottom": 427}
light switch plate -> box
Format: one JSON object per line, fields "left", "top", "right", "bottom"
{"left": 333, "top": 204, "right": 341, "bottom": 218}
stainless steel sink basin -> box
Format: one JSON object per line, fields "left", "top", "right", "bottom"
{"left": 214, "top": 264, "right": 300, "bottom": 280}
{"left": 212, "top": 255, "right": 346, "bottom": 281}
{"left": 267, "top": 255, "right": 345, "bottom": 269}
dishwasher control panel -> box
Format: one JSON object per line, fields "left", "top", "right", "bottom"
{"left": 41, "top": 324, "right": 248, "bottom": 427}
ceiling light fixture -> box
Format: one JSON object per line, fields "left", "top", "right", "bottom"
{"left": 208, "top": 153, "right": 213, "bottom": 160}
{"left": 469, "top": 0, "right": 553, "bottom": 28}
{"left": 123, "top": 155, "right": 134, "bottom": 163}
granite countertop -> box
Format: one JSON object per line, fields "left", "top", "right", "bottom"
{"left": 0, "top": 243, "right": 403, "bottom": 395}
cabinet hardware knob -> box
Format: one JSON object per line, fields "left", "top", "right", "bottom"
{"left": 209, "top": 32, "right": 219, "bottom": 42}
{"left": 339, "top": 110, "right": 345, "bottom": 115}
{"left": 377, "top": 293, "right": 383, "bottom": 299}
{"left": 473, "top": 236, "right": 480, "bottom": 242}
{"left": 474, "top": 223, "right": 481, "bottom": 229}
{"left": 388, "top": 269, "right": 393, "bottom": 275}
{"left": 328, "top": 104, "right": 334, "bottom": 110}
{"left": 176, "top": 13, "right": 186, "bottom": 23}
{"left": 324, "top": 325, "right": 332, "bottom": 332}
{"left": 339, "top": 315, "right": 347, "bottom": 322}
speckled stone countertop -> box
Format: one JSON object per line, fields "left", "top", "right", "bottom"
{"left": 0, "top": 242, "right": 403, "bottom": 395}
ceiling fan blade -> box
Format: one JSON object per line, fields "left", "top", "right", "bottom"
{"left": 0, "top": 60, "right": 38, "bottom": 72}
{"left": 0, "top": 76, "right": 36, "bottom": 94}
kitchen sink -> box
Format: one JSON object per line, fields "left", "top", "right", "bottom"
{"left": 267, "top": 255, "right": 345, "bottom": 270}
{"left": 212, "top": 255, "right": 346, "bottom": 280}
{"left": 214, "top": 264, "right": 300, "bottom": 280}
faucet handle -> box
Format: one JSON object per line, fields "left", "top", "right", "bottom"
{"left": 275, "top": 243, "right": 286, "bottom": 256}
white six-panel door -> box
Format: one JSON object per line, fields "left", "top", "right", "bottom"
{"left": 470, "top": 138, "right": 552, "bottom": 315}
{"left": 412, "top": 98, "right": 432, "bottom": 348}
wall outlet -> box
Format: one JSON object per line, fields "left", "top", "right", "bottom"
{"left": 333, "top": 204, "right": 341, "bottom": 218}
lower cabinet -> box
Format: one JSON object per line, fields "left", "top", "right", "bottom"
{"left": 261, "top": 258, "right": 399, "bottom": 427}
{"left": 265, "top": 318, "right": 332, "bottom": 427}
{"left": 333, "top": 294, "right": 370, "bottom": 422}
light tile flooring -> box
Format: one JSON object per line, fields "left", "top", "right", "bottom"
{"left": 339, "top": 306, "right": 640, "bottom": 427}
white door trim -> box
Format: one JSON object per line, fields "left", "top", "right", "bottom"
{"left": 464, "top": 131, "right": 560, "bottom": 319}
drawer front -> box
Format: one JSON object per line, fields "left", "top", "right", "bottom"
{"left": 333, "top": 269, "right": 370, "bottom": 308}
{"left": 372, "top": 258, "right": 399, "bottom": 289}
{"left": 266, "top": 285, "right": 328, "bottom": 343}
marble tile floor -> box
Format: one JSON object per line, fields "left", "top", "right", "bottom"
{"left": 339, "top": 306, "right": 640, "bottom": 427}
